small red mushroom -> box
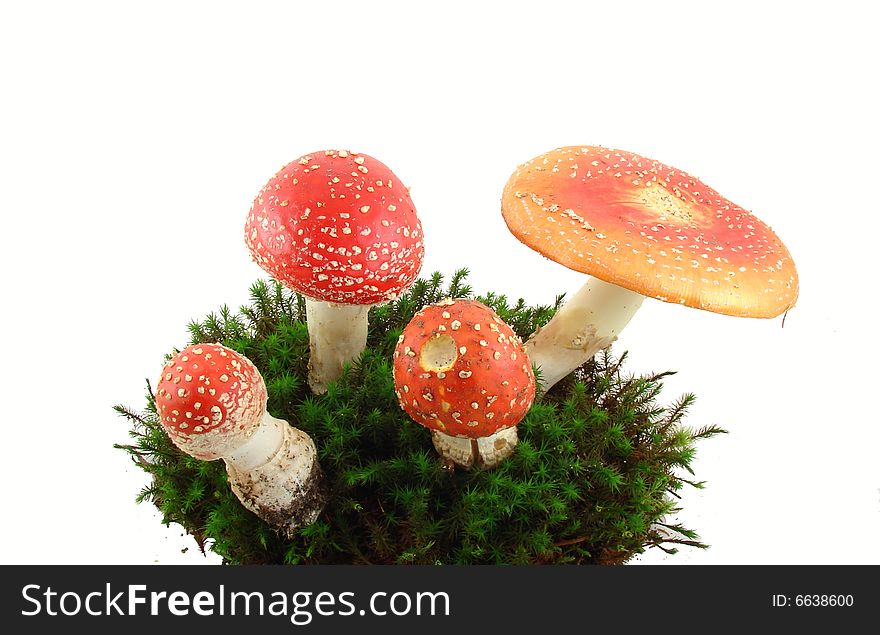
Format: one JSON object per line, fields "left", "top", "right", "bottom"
{"left": 156, "top": 343, "right": 325, "bottom": 533}
{"left": 156, "top": 343, "right": 265, "bottom": 460}
{"left": 245, "top": 149, "right": 425, "bottom": 393}
{"left": 392, "top": 299, "right": 536, "bottom": 468}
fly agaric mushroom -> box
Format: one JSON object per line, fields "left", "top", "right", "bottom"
{"left": 502, "top": 145, "right": 799, "bottom": 391}
{"left": 155, "top": 343, "right": 325, "bottom": 534}
{"left": 393, "top": 298, "right": 536, "bottom": 468}
{"left": 245, "top": 149, "right": 425, "bottom": 394}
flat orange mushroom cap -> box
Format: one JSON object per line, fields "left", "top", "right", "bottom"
{"left": 502, "top": 146, "right": 799, "bottom": 318}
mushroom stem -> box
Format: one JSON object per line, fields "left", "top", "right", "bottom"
{"left": 431, "top": 427, "right": 519, "bottom": 469}
{"left": 525, "top": 277, "right": 645, "bottom": 392}
{"left": 305, "top": 297, "right": 371, "bottom": 394}
{"left": 226, "top": 411, "right": 326, "bottom": 535}
{"left": 225, "top": 411, "right": 286, "bottom": 472}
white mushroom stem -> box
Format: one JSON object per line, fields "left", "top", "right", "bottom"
{"left": 225, "top": 411, "right": 326, "bottom": 536}
{"left": 305, "top": 297, "right": 372, "bottom": 394}
{"left": 431, "top": 427, "right": 519, "bottom": 469}
{"left": 225, "top": 411, "right": 286, "bottom": 472}
{"left": 525, "top": 277, "right": 645, "bottom": 392}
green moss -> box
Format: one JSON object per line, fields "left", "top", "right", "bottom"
{"left": 115, "top": 269, "right": 724, "bottom": 564}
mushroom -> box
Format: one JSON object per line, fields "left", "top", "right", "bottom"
{"left": 245, "top": 149, "right": 425, "bottom": 394}
{"left": 155, "top": 343, "right": 325, "bottom": 534}
{"left": 392, "top": 298, "right": 536, "bottom": 468}
{"left": 501, "top": 146, "right": 799, "bottom": 392}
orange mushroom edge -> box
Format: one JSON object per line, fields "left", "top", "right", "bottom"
{"left": 501, "top": 145, "right": 800, "bottom": 391}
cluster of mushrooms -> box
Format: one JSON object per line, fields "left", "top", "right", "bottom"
{"left": 154, "top": 146, "right": 799, "bottom": 536}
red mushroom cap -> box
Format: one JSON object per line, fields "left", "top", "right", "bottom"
{"left": 502, "top": 146, "right": 799, "bottom": 318}
{"left": 245, "top": 149, "right": 425, "bottom": 305}
{"left": 392, "top": 299, "right": 536, "bottom": 439}
{"left": 155, "top": 343, "right": 267, "bottom": 460}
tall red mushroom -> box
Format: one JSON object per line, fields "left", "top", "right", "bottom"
{"left": 502, "top": 146, "right": 799, "bottom": 391}
{"left": 245, "top": 149, "right": 425, "bottom": 393}
{"left": 155, "top": 343, "right": 325, "bottom": 533}
{"left": 393, "top": 299, "right": 535, "bottom": 468}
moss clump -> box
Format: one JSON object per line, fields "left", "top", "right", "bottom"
{"left": 115, "top": 269, "right": 724, "bottom": 564}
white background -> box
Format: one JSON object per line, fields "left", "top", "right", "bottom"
{"left": 1, "top": 0, "right": 878, "bottom": 565}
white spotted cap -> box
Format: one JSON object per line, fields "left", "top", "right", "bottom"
{"left": 392, "top": 299, "right": 535, "bottom": 439}
{"left": 245, "top": 150, "right": 425, "bottom": 305}
{"left": 502, "top": 146, "right": 799, "bottom": 318}
{"left": 155, "top": 343, "right": 267, "bottom": 460}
